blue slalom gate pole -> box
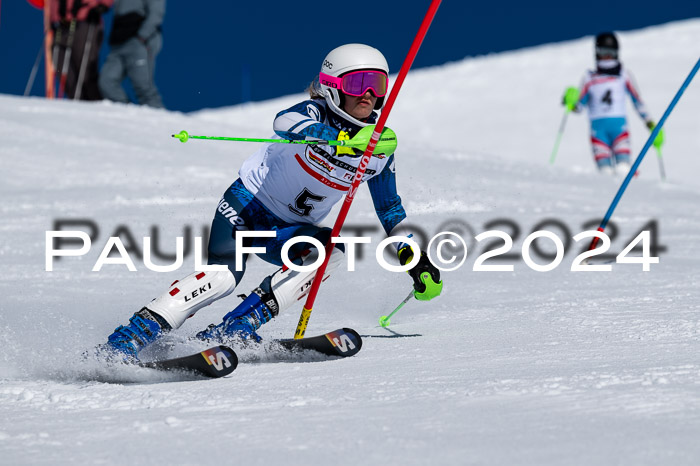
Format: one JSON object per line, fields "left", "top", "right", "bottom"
{"left": 587, "top": 57, "right": 700, "bottom": 251}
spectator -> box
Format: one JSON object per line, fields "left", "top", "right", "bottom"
{"left": 99, "top": 0, "right": 165, "bottom": 108}
{"left": 51, "top": 0, "right": 113, "bottom": 100}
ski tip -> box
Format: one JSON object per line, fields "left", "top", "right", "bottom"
{"left": 276, "top": 328, "right": 363, "bottom": 359}
{"left": 199, "top": 345, "right": 238, "bottom": 377}
{"left": 324, "top": 328, "right": 363, "bottom": 357}
{"left": 137, "top": 345, "right": 238, "bottom": 379}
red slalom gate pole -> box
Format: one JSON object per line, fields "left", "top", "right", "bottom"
{"left": 294, "top": 0, "right": 442, "bottom": 339}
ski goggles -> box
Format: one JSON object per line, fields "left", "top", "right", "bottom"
{"left": 319, "top": 70, "right": 388, "bottom": 97}
{"left": 595, "top": 46, "right": 618, "bottom": 58}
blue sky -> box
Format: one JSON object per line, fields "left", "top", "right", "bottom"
{"left": 1, "top": 1, "right": 698, "bottom": 112}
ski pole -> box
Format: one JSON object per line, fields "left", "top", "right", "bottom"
{"left": 587, "top": 57, "right": 700, "bottom": 252}
{"left": 74, "top": 22, "right": 95, "bottom": 101}
{"left": 294, "top": 0, "right": 443, "bottom": 339}
{"left": 655, "top": 147, "right": 666, "bottom": 181}
{"left": 24, "top": 40, "right": 45, "bottom": 96}
{"left": 51, "top": 25, "right": 63, "bottom": 88}
{"left": 549, "top": 108, "right": 570, "bottom": 164}
{"left": 173, "top": 130, "right": 341, "bottom": 146}
{"left": 171, "top": 129, "right": 397, "bottom": 152}
{"left": 379, "top": 290, "right": 415, "bottom": 328}
{"left": 58, "top": 19, "right": 77, "bottom": 99}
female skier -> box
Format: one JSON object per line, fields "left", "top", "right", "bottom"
{"left": 563, "top": 32, "right": 664, "bottom": 175}
{"left": 100, "top": 43, "right": 442, "bottom": 361}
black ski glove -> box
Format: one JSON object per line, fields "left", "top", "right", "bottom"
{"left": 398, "top": 246, "right": 443, "bottom": 301}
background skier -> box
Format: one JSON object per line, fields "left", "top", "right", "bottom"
{"left": 99, "top": 43, "right": 442, "bottom": 361}
{"left": 562, "top": 32, "right": 664, "bottom": 175}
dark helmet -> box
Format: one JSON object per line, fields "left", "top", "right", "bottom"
{"left": 595, "top": 32, "right": 619, "bottom": 59}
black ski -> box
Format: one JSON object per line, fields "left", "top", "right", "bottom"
{"left": 140, "top": 345, "right": 238, "bottom": 378}
{"left": 274, "top": 328, "right": 362, "bottom": 358}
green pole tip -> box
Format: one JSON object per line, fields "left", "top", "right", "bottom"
{"left": 173, "top": 130, "right": 189, "bottom": 143}
{"left": 379, "top": 316, "right": 390, "bottom": 327}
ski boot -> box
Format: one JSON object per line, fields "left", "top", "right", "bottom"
{"left": 98, "top": 308, "right": 171, "bottom": 362}
{"left": 196, "top": 286, "right": 279, "bottom": 343}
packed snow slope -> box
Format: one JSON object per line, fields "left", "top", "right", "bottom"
{"left": 1, "top": 19, "right": 700, "bottom": 466}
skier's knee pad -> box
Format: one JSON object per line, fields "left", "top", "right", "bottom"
{"left": 265, "top": 247, "right": 345, "bottom": 312}
{"left": 147, "top": 269, "right": 237, "bottom": 329}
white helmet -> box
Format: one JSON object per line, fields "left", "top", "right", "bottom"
{"left": 319, "top": 44, "right": 389, "bottom": 125}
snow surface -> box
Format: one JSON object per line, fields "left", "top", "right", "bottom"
{"left": 2, "top": 19, "right": 700, "bottom": 466}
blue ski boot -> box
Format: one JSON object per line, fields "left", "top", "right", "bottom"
{"left": 196, "top": 287, "right": 279, "bottom": 343}
{"left": 99, "top": 308, "right": 171, "bottom": 362}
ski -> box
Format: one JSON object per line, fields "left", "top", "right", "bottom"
{"left": 274, "top": 328, "right": 362, "bottom": 358}
{"left": 139, "top": 345, "right": 238, "bottom": 378}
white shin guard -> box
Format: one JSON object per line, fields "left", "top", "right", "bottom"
{"left": 147, "top": 270, "right": 237, "bottom": 329}
{"left": 599, "top": 165, "right": 615, "bottom": 176}
{"left": 615, "top": 161, "right": 631, "bottom": 174}
{"left": 270, "top": 248, "right": 345, "bottom": 312}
